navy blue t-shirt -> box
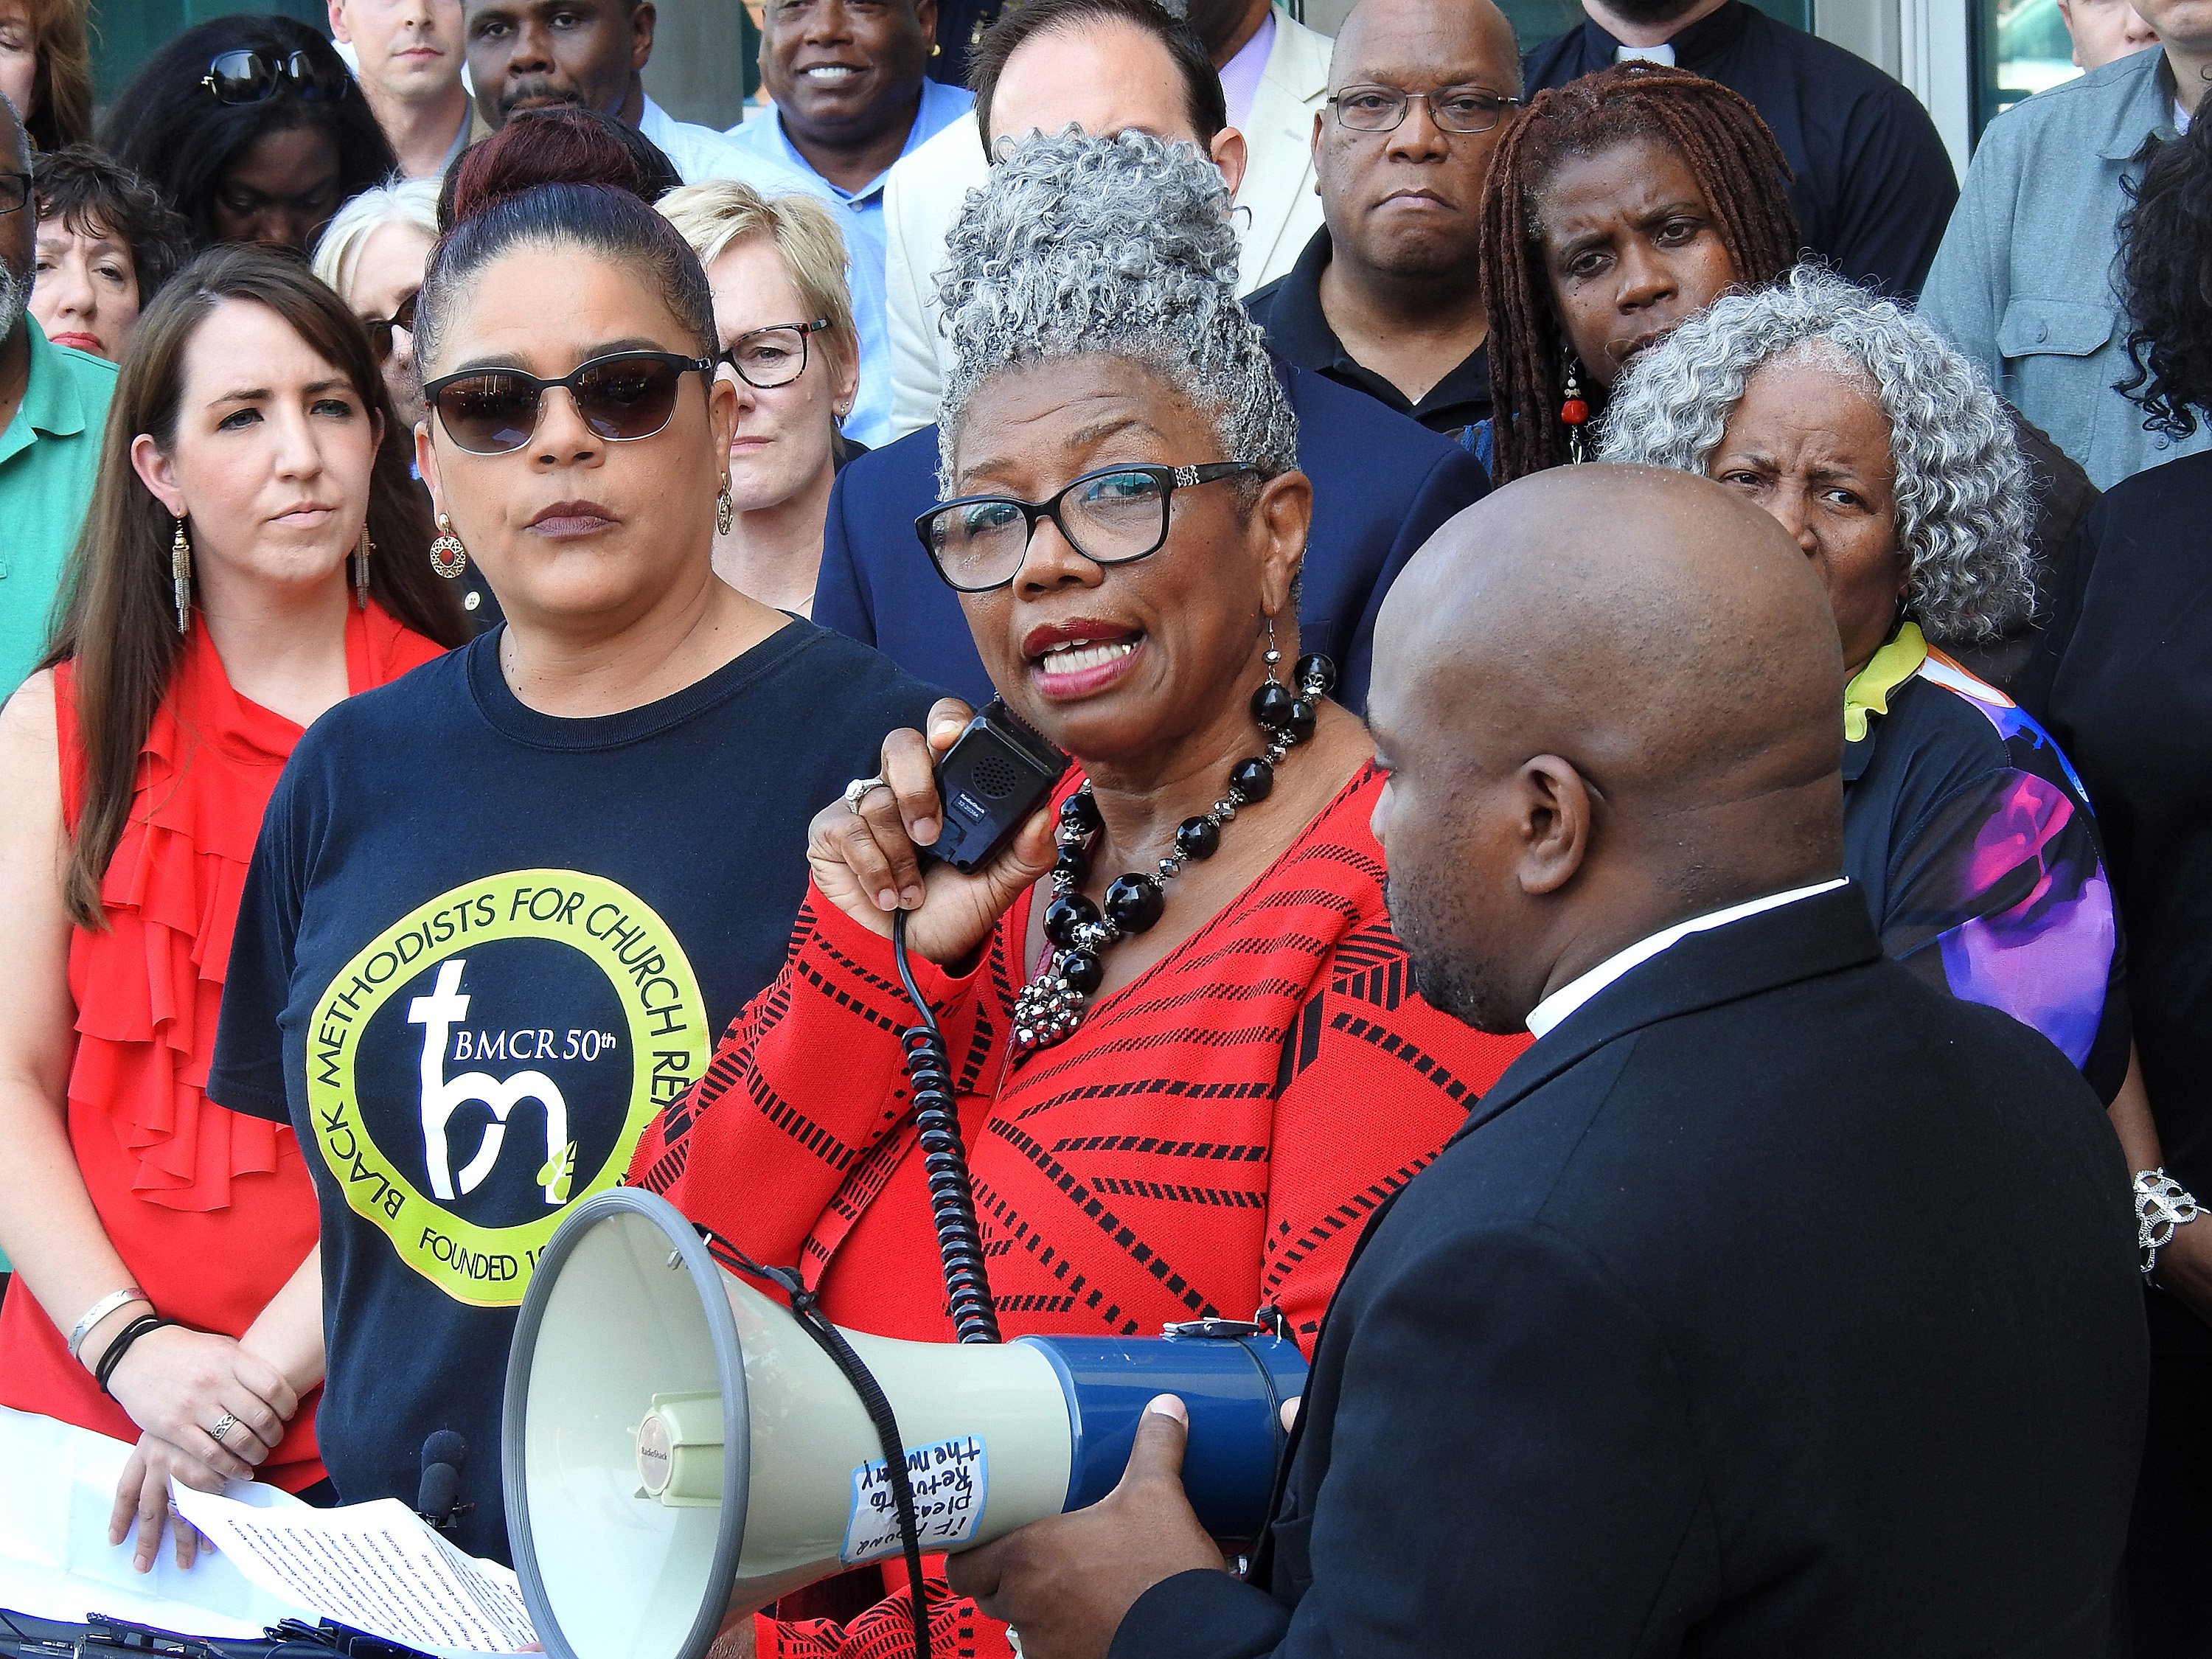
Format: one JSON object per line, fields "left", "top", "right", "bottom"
{"left": 209, "top": 620, "right": 940, "bottom": 1562}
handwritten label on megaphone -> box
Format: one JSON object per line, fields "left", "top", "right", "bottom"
{"left": 839, "top": 1436, "right": 990, "bottom": 1566}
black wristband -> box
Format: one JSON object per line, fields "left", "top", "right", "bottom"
{"left": 94, "top": 1312, "right": 173, "bottom": 1397}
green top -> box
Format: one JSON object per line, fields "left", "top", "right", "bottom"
{"left": 0, "top": 316, "right": 116, "bottom": 699}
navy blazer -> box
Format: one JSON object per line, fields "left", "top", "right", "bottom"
{"left": 1113, "top": 884, "right": 2146, "bottom": 1658}
{"left": 812, "top": 364, "right": 1490, "bottom": 712}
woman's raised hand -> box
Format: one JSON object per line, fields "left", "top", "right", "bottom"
{"left": 808, "top": 698, "right": 1058, "bottom": 966}
{"left": 102, "top": 1324, "right": 298, "bottom": 1482}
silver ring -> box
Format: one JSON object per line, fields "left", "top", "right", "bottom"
{"left": 843, "top": 776, "right": 888, "bottom": 815}
{"left": 209, "top": 1413, "right": 237, "bottom": 1444}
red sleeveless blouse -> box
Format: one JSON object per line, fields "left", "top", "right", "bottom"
{"left": 0, "top": 605, "right": 446, "bottom": 1488}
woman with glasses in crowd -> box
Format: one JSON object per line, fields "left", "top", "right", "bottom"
{"left": 661, "top": 181, "right": 860, "bottom": 616}
{"left": 314, "top": 177, "right": 501, "bottom": 630}
{"left": 629, "top": 132, "right": 1526, "bottom": 1659}
{"left": 204, "top": 111, "right": 939, "bottom": 1566}
{"left": 0, "top": 246, "right": 466, "bottom": 1572}
{"left": 29, "top": 145, "right": 192, "bottom": 364}
{"left": 102, "top": 14, "right": 394, "bottom": 255}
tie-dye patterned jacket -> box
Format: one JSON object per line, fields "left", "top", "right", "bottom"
{"left": 1843, "top": 624, "right": 2128, "bottom": 1100}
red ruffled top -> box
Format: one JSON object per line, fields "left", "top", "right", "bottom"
{"left": 0, "top": 605, "right": 446, "bottom": 1488}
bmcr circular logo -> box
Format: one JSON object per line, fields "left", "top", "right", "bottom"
{"left": 305, "top": 870, "right": 706, "bottom": 1307}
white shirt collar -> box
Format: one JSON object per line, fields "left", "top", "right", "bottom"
{"left": 1524, "top": 878, "right": 1848, "bottom": 1038}
{"left": 1615, "top": 41, "right": 1678, "bottom": 63}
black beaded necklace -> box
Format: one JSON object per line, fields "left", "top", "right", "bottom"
{"left": 1009, "top": 650, "right": 1338, "bottom": 1058}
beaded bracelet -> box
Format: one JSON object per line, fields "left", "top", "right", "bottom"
{"left": 94, "top": 1312, "right": 173, "bottom": 1398}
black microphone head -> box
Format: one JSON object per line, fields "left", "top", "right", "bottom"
{"left": 422, "top": 1429, "right": 468, "bottom": 1470}
{"left": 417, "top": 1461, "right": 462, "bottom": 1523}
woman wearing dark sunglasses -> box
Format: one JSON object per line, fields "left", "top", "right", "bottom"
{"left": 202, "top": 109, "right": 940, "bottom": 1568}
{"left": 628, "top": 132, "right": 1527, "bottom": 1659}
{"left": 101, "top": 14, "right": 393, "bottom": 255}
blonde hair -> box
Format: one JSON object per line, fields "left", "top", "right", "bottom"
{"left": 658, "top": 181, "right": 860, "bottom": 383}
{"left": 311, "top": 175, "right": 442, "bottom": 302}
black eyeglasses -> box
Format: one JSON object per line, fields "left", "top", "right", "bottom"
{"left": 1327, "top": 84, "right": 1521, "bottom": 134}
{"left": 915, "top": 462, "right": 1259, "bottom": 594}
{"left": 422, "top": 350, "right": 714, "bottom": 455}
{"left": 725, "top": 319, "right": 830, "bottom": 389}
{"left": 202, "top": 49, "right": 352, "bottom": 105}
{"left": 364, "top": 293, "right": 418, "bottom": 364}
{"left": 0, "top": 172, "right": 27, "bottom": 215}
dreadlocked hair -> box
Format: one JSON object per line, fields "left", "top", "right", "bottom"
{"left": 1478, "top": 62, "right": 1800, "bottom": 484}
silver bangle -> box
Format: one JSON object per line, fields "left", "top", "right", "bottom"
{"left": 67, "top": 1285, "right": 150, "bottom": 1361}
{"left": 2135, "top": 1167, "right": 2202, "bottom": 1278}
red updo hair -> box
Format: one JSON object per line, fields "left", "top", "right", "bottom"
{"left": 415, "top": 106, "right": 713, "bottom": 382}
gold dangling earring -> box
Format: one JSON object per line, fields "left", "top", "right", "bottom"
{"left": 171, "top": 517, "right": 192, "bottom": 636}
{"left": 354, "top": 526, "right": 373, "bottom": 611}
{"left": 716, "top": 477, "right": 734, "bottom": 537}
{"left": 428, "top": 512, "right": 468, "bottom": 579}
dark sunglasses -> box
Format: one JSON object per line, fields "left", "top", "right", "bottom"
{"left": 202, "top": 49, "right": 352, "bottom": 105}
{"left": 422, "top": 349, "right": 714, "bottom": 455}
{"left": 363, "top": 293, "right": 419, "bottom": 364}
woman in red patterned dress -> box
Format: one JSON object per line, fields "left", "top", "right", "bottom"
{"left": 627, "top": 132, "right": 1526, "bottom": 1659}
{"left": 0, "top": 247, "right": 465, "bottom": 1569}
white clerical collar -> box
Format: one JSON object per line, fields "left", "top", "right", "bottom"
{"left": 1524, "top": 878, "right": 1847, "bottom": 1038}
{"left": 1615, "top": 41, "right": 1677, "bottom": 63}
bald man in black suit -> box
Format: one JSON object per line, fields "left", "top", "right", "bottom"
{"left": 948, "top": 465, "right": 2149, "bottom": 1658}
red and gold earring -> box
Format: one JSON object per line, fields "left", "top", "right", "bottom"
{"left": 1560, "top": 356, "right": 1590, "bottom": 465}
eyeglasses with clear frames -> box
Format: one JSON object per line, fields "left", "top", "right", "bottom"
{"left": 914, "top": 462, "right": 1261, "bottom": 594}
{"left": 1326, "top": 84, "right": 1522, "bottom": 134}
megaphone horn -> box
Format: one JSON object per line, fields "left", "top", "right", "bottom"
{"left": 503, "top": 1188, "right": 1306, "bottom": 1659}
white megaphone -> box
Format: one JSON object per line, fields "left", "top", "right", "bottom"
{"left": 503, "top": 1188, "right": 1305, "bottom": 1659}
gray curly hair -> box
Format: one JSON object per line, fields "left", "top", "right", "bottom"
{"left": 1597, "top": 268, "right": 2035, "bottom": 644}
{"left": 933, "top": 129, "right": 1298, "bottom": 497}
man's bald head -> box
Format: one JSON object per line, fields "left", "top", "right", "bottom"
{"left": 1368, "top": 464, "right": 1846, "bottom": 1033}
{"left": 1317, "top": 0, "right": 1519, "bottom": 289}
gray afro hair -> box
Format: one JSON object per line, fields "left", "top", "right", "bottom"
{"left": 933, "top": 129, "right": 1298, "bottom": 496}
{"left": 1598, "top": 267, "right": 2036, "bottom": 644}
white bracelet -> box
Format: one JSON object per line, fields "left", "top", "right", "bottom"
{"left": 2135, "top": 1168, "right": 2202, "bottom": 1278}
{"left": 66, "top": 1285, "right": 150, "bottom": 1361}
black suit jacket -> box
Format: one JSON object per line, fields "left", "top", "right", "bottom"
{"left": 1114, "top": 885, "right": 2147, "bottom": 1658}
{"left": 810, "top": 363, "right": 1491, "bottom": 714}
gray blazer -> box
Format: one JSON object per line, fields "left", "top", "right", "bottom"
{"left": 1919, "top": 47, "right": 2211, "bottom": 489}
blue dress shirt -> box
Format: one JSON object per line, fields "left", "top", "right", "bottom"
{"left": 726, "top": 80, "right": 977, "bottom": 448}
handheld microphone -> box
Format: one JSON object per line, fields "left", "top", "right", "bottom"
{"left": 417, "top": 1430, "right": 468, "bottom": 1531}
{"left": 922, "top": 700, "right": 1067, "bottom": 874}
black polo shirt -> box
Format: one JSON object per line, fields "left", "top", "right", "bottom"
{"left": 1522, "top": 1, "right": 1958, "bottom": 298}
{"left": 1244, "top": 228, "right": 1493, "bottom": 444}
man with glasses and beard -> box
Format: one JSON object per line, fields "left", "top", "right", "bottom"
{"left": 462, "top": 0, "right": 832, "bottom": 193}
{"left": 1522, "top": 0, "right": 1955, "bottom": 298}
{"left": 0, "top": 94, "right": 115, "bottom": 698}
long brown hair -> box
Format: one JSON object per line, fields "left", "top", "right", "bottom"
{"left": 44, "top": 245, "right": 470, "bottom": 928}
{"left": 23, "top": 0, "right": 91, "bottom": 151}
{"left": 1478, "top": 63, "right": 1799, "bottom": 484}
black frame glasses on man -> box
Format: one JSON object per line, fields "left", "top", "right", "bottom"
{"left": 422, "top": 350, "right": 715, "bottom": 456}
{"left": 915, "top": 462, "right": 1260, "bottom": 594}
{"left": 725, "top": 319, "right": 830, "bottom": 389}
{"left": 202, "top": 49, "right": 352, "bottom": 105}
{"left": 0, "top": 173, "right": 28, "bottom": 215}
{"left": 1327, "top": 85, "right": 1521, "bottom": 134}
{"left": 364, "top": 293, "right": 418, "bottom": 365}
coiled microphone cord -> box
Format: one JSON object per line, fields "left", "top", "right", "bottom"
{"left": 892, "top": 908, "right": 1001, "bottom": 1345}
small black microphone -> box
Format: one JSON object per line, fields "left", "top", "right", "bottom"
{"left": 417, "top": 1430, "right": 468, "bottom": 1531}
